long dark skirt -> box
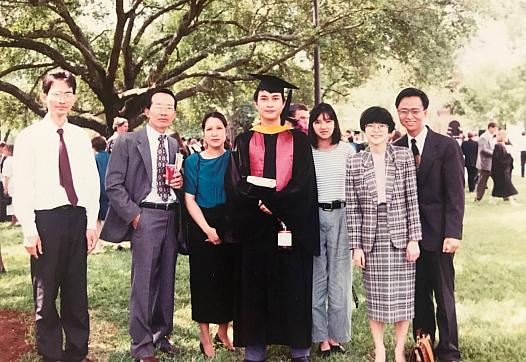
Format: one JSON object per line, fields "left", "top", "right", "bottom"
{"left": 189, "top": 205, "right": 237, "bottom": 324}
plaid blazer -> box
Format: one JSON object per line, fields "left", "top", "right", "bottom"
{"left": 346, "top": 143, "right": 422, "bottom": 252}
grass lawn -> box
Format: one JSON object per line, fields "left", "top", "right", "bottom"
{"left": 1, "top": 176, "right": 525, "bottom": 362}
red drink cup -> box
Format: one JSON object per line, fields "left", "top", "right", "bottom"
{"left": 165, "top": 164, "right": 177, "bottom": 184}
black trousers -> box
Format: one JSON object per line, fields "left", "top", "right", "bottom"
{"left": 465, "top": 166, "right": 477, "bottom": 192}
{"left": 413, "top": 250, "right": 460, "bottom": 361}
{"left": 521, "top": 151, "right": 526, "bottom": 177}
{"left": 31, "top": 206, "right": 89, "bottom": 361}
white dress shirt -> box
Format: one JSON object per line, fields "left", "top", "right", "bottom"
{"left": 407, "top": 125, "right": 429, "bottom": 156}
{"left": 143, "top": 124, "right": 176, "bottom": 204}
{"left": 13, "top": 115, "right": 100, "bottom": 244}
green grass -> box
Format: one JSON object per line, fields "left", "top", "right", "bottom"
{"left": 1, "top": 176, "right": 526, "bottom": 361}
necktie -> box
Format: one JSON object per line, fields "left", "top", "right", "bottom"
{"left": 411, "top": 138, "right": 421, "bottom": 168}
{"left": 156, "top": 135, "right": 170, "bottom": 202}
{"left": 57, "top": 128, "right": 78, "bottom": 206}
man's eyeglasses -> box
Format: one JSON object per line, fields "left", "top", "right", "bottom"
{"left": 397, "top": 108, "right": 423, "bottom": 117}
{"left": 150, "top": 105, "right": 175, "bottom": 112}
{"left": 48, "top": 91, "right": 75, "bottom": 100}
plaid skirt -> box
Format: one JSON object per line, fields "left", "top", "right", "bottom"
{"left": 363, "top": 203, "right": 415, "bottom": 323}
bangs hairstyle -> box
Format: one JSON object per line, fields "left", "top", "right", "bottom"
{"left": 395, "top": 87, "right": 429, "bottom": 110}
{"left": 359, "top": 106, "right": 395, "bottom": 133}
{"left": 42, "top": 68, "right": 77, "bottom": 95}
{"left": 308, "top": 102, "right": 342, "bottom": 148}
{"left": 201, "top": 111, "right": 227, "bottom": 130}
{"left": 144, "top": 88, "right": 177, "bottom": 110}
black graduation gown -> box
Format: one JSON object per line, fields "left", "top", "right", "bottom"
{"left": 491, "top": 143, "right": 518, "bottom": 198}
{"left": 225, "top": 129, "right": 320, "bottom": 348}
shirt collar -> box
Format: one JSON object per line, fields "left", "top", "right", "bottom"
{"left": 146, "top": 123, "right": 167, "bottom": 140}
{"left": 408, "top": 125, "right": 428, "bottom": 146}
{"left": 43, "top": 113, "right": 69, "bottom": 131}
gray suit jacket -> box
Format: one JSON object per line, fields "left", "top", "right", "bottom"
{"left": 476, "top": 131, "right": 495, "bottom": 171}
{"left": 346, "top": 143, "right": 422, "bottom": 253}
{"left": 100, "top": 127, "right": 179, "bottom": 243}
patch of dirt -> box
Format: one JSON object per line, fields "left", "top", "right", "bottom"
{"left": 0, "top": 310, "right": 33, "bottom": 362}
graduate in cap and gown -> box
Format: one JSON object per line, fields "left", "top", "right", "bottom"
{"left": 225, "top": 74, "right": 320, "bottom": 362}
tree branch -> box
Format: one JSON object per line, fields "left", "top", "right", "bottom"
{"left": 0, "top": 62, "right": 55, "bottom": 79}
{"left": 0, "top": 80, "right": 45, "bottom": 117}
{"left": 107, "top": 0, "right": 127, "bottom": 84}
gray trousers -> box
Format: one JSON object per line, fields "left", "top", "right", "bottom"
{"left": 312, "top": 208, "right": 352, "bottom": 343}
{"left": 129, "top": 207, "right": 178, "bottom": 359}
{"left": 475, "top": 169, "right": 491, "bottom": 200}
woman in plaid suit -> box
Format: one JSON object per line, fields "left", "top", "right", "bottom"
{"left": 346, "top": 106, "right": 422, "bottom": 362}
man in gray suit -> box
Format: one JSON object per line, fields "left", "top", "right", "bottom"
{"left": 101, "top": 89, "right": 183, "bottom": 362}
{"left": 475, "top": 122, "right": 498, "bottom": 202}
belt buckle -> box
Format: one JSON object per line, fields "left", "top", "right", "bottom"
{"left": 323, "top": 204, "right": 333, "bottom": 212}
{"left": 163, "top": 203, "right": 170, "bottom": 211}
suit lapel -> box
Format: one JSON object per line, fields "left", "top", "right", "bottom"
{"left": 384, "top": 144, "right": 396, "bottom": 205}
{"left": 137, "top": 128, "right": 153, "bottom": 183}
{"left": 418, "top": 128, "right": 438, "bottom": 185}
{"left": 362, "top": 150, "right": 378, "bottom": 205}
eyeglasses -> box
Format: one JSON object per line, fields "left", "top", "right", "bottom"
{"left": 365, "top": 123, "right": 389, "bottom": 130}
{"left": 397, "top": 108, "right": 423, "bottom": 117}
{"left": 48, "top": 91, "right": 75, "bottom": 100}
{"left": 150, "top": 105, "right": 175, "bottom": 112}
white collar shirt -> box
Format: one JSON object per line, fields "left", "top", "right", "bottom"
{"left": 12, "top": 114, "right": 100, "bottom": 244}
{"left": 143, "top": 124, "right": 176, "bottom": 203}
{"left": 407, "top": 125, "right": 429, "bottom": 156}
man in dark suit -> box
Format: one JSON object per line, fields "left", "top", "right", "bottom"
{"left": 101, "top": 89, "right": 183, "bottom": 362}
{"left": 394, "top": 88, "right": 464, "bottom": 362}
{"left": 461, "top": 132, "right": 479, "bottom": 192}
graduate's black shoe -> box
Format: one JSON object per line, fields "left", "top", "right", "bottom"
{"left": 330, "top": 344, "right": 346, "bottom": 353}
{"left": 291, "top": 357, "right": 310, "bottom": 362}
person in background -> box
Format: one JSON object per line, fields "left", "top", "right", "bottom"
{"left": 289, "top": 103, "right": 310, "bottom": 134}
{"left": 106, "top": 117, "right": 129, "bottom": 154}
{"left": 1, "top": 144, "right": 16, "bottom": 225}
{"left": 309, "top": 103, "right": 354, "bottom": 357}
{"left": 91, "top": 136, "right": 110, "bottom": 238}
{"left": 490, "top": 130, "right": 519, "bottom": 205}
{"left": 347, "top": 106, "right": 421, "bottom": 362}
{"left": 393, "top": 87, "right": 464, "bottom": 362}
{"left": 461, "top": 132, "right": 479, "bottom": 193}
{"left": 0, "top": 142, "right": 7, "bottom": 222}
{"left": 13, "top": 68, "right": 100, "bottom": 362}
{"left": 184, "top": 111, "right": 236, "bottom": 358}
{"left": 475, "top": 122, "right": 498, "bottom": 202}
{"left": 519, "top": 131, "right": 526, "bottom": 178}
{"left": 351, "top": 131, "right": 366, "bottom": 152}
{"left": 388, "top": 130, "right": 402, "bottom": 144}
{"left": 170, "top": 131, "right": 189, "bottom": 158}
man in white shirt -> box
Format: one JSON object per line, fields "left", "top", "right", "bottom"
{"left": 13, "top": 68, "right": 99, "bottom": 362}
{"left": 101, "top": 89, "right": 183, "bottom": 362}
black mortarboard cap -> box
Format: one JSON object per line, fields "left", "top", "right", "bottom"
{"left": 250, "top": 74, "right": 299, "bottom": 93}
{"left": 250, "top": 74, "right": 299, "bottom": 124}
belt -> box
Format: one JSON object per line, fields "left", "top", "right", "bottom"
{"left": 139, "top": 202, "right": 176, "bottom": 211}
{"left": 318, "top": 200, "right": 346, "bottom": 211}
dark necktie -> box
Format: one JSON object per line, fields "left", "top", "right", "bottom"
{"left": 156, "top": 135, "right": 170, "bottom": 202}
{"left": 57, "top": 128, "right": 78, "bottom": 206}
{"left": 411, "top": 138, "right": 421, "bottom": 168}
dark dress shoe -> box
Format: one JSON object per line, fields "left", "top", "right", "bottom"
{"left": 136, "top": 357, "right": 159, "bottom": 362}
{"left": 243, "top": 360, "right": 265, "bottom": 362}
{"left": 291, "top": 357, "right": 310, "bottom": 362}
{"left": 330, "top": 344, "right": 346, "bottom": 353}
{"left": 159, "top": 344, "right": 181, "bottom": 355}
{"left": 0, "top": 266, "right": 6, "bottom": 274}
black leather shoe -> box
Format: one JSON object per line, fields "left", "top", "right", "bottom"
{"left": 159, "top": 344, "right": 181, "bottom": 355}
{"left": 291, "top": 357, "right": 310, "bottom": 362}
{"left": 330, "top": 344, "right": 345, "bottom": 353}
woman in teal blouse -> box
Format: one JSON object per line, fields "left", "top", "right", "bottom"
{"left": 184, "top": 111, "right": 235, "bottom": 358}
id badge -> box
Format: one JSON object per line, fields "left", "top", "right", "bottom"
{"left": 278, "top": 230, "right": 292, "bottom": 247}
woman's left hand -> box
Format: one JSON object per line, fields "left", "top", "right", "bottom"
{"left": 406, "top": 240, "right": 420, "bottom": 262}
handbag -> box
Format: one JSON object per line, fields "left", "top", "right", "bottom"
{"left": 2, "top": 194, "right": 12, "bottom": 205}
{"left": 176, "top": 154, "right": 202, "bottom": 255}
{"left": 409, "top": 329, "right": 435, "bottom": 362}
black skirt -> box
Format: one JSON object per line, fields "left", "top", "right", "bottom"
{"left": 189, "top": 205, "right": 238, "bottom": 324}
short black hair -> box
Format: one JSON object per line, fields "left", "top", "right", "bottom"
{"left": 91, "top": 136, "right": 107, "bottom": 152}
{"left": 201, "top": 111, "right": 227, "bottom": 130}
{"left": 145, "top": 88, "right": 177, "bottom": 110}
{"left": 42, "top": 68, "right": 77, "bottom": 95}
{"left": 487, "top": 122, "right": 498, "bottom": 129}
{"left": 308, "top": 102, "right": 342, "bottom": 148}
{"left": 359, "top": 106, "right": 395, "bottom": 133}
{"left": 395, "top": 87, "right": 429, "bottom": 110}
